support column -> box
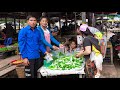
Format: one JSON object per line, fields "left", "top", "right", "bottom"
{"left": 5, "top": 17, "right": 7, "bottom": 28}
{"left": 88, "top": 12, "right": 95, "bottom": 27}
{"left": 14, "top": 17, "right": 16, "bottom": 31}
{"left": 81, "top": 12, "right": 86, "bottom": 24}
{"left": 18, "top": 19, "right": 20, "bottom": 30}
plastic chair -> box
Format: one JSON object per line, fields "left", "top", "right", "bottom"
{"left": 4, "top": 38, "right": 13, "bottom": 46}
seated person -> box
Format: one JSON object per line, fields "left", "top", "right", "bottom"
{"left": 64, "top": 37, "right": 78, "bottom": 54}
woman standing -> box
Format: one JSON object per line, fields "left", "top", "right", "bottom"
{"left": 75, "top": 25, "right": 103, "bottom": 78}
{"left": 37, "top": 16, "right": 64, "bottom": 52}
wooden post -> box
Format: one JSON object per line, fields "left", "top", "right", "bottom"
{"left": 59, "top": 15, "right": 62, "bottom": 37}
{"left": 81, "top": 12, "right": 86, "bottom": 24}
{"left": 18, "top": 19, "right": 20, "bottom": 30}
{"left": 92, "top": 13, "right": 96, "bottom": 27}
{"left": 65, "top": 12, "right": 67, "bottom": 26}
{"left": 74, "top": 12, "right": 77, "bottom": 31}
{"left": 88, "top": 12, "right": 95, "bottom": 27}
{"left": 5, "top": 17, "right": 7, "bottom": 28}
{"left": 14, "top": 17, "right": 16, "bottom": 31}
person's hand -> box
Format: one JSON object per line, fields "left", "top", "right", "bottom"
{"left": 75, "top": 50, "right": 84, "bottom": 58}
{"left": 52, "top": 45, "right": 59, "bottom": 50}
{"left": 59, "top": 44, "right": 64, "bottom": 48}
{"left": 23, "top": 58, "right": 29, "bottom": 66}
{"left": 44, "top": 51, "right": 49, "bottom": 55}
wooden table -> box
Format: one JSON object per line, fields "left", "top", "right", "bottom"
{"left": 0, "top": 55, "right": 19, "bottom": 78}
{"left": 37, "top": 62, "right": 85, "bottom": 78}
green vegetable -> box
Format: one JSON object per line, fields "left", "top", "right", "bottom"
{"left": 47, "top": 52, "right": 84, "bottom": 70}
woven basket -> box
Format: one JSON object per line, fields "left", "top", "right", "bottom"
{"left": 15, "top": 64, "right": 25, "bottom": 78}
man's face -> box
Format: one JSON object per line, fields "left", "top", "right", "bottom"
{"left": 40, "top": 18, "right": 48, "bottom": 28}
{"left": 27, "top": 17, "right": 37, "bottom": 28}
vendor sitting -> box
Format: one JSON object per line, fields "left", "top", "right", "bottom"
{"left": 65, "top": 37, "right": 78, "bottom": 54}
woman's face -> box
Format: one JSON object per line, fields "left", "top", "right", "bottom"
{"left": 40, "top": 18, "right": 48, "bottom": 28}
{"left": 70, "top": 41, "right": 76, "bottom": 49}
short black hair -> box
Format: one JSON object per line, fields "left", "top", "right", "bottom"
{"left": 69, "top": 37, "right": 77, "bottom": 46}
{"left": 39, "top": 16, "right": 49, "bottom": 22}
{"left": 26, "top": 15, "right": 37, "bottom": 20}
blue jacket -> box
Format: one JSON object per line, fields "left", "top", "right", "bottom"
{"left": 37, "top": 26, "right": 60, "bottom": 49}
{"left": 18, "top": 25, "right": 46, "bottom": 60}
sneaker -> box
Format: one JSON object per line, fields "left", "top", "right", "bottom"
{"left": 95, "top": 73, "right": 100, "bottom": 78}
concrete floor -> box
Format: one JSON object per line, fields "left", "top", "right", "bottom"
{"left": 101, "top": 58, "right": 120, "bottom": 78}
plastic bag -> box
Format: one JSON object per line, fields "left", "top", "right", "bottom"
{"left": 44, "top": 53, "right": 53, "bottom": 63}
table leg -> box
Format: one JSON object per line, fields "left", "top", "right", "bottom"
{"left": 111, "top": 47, "right": 113, "bottom": 64}
{"left": 79, "top": 74, "right": 82, "bottom": 78}
{"left": 37, "top": 72, "right": 41, "bottom": 78}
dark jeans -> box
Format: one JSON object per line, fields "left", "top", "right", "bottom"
{"left": 40, "top": 52, "right": 45, "bottom": 67}
{"left": 25, "top": 58, "right": 42, "bottom": 78}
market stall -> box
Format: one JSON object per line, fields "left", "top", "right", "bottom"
{"left": 0, "top": 43, "right": 18, "bottom": 59}
{"left": 37, "top": 50, "right": 85, "bottom": 78}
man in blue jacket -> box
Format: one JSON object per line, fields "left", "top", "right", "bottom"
{"left": 18, "top": 15, "right": 49, "bottom": 78}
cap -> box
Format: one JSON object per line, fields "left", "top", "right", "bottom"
{"left": 79, "top": 24, "right": 88, "bottom": 32}
{"left": 51, "top": 26, "right": 58, "bottom": 32}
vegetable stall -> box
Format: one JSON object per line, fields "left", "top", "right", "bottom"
{"left": 37, "top": 50, "right": 85, "bottom": 78}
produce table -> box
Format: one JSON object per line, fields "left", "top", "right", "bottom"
{"left": 37, "top": 61, "right": 85, "bottom": 78}
{"left": 0, "top": 45, "right": 18, "bottom": 59}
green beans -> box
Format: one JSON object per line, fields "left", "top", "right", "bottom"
{"left": 48, "top": 54, "right": 83, "bottom": 70}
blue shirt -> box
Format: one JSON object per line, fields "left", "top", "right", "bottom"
{"left": 18, "top": 25, "right": 46, "bottom": 60}
{"left": 37, "top": 26, "right": 60, "bottom": 49}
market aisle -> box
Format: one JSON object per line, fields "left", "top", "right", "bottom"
{"left": 101, "top": 64, "right": 117, "bottom": 78}
{"left": 101, "top": 58, "right": 120, "bottom": 78}
{"left": 113, "top": 59, "right": 120, "bottom": 78}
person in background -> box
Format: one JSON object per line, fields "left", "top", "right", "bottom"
{"left": 50, "top": 26, "right": 59, "bottom": 46}
{"left": 51, "top": 26, "right": 59, "bottom": 37}
{"left": 69, "top": 37, "right": 77, "bottom": 53}
{"left": 3, "top": 23, "right": 16, "bottom": 39}
{"left": 18, "top": 15, "right": 49, "bottom": 78}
